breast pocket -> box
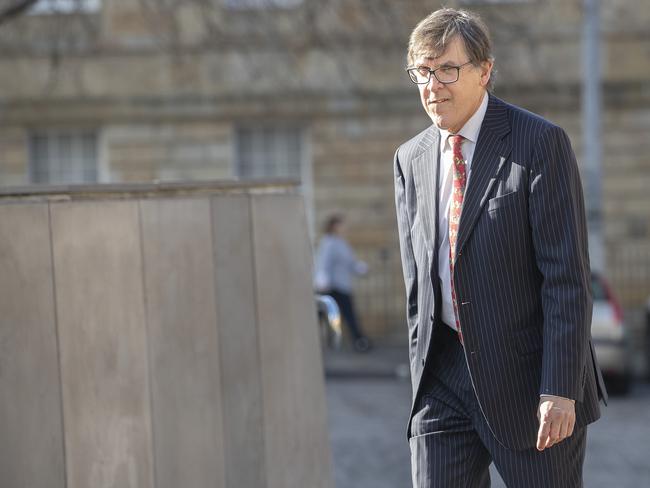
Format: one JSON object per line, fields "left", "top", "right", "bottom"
{"left": 488, "top": 191, "right": 521, "bottom": 212}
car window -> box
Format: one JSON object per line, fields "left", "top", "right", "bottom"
{"left": 591, "top": 276, "right": 607, "bottom": 300}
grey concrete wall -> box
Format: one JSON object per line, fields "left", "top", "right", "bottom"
{"left": 140, "top": 198, "right": 226, "bottom": 488}
{"left": 0, "top": 188, "right": 331, "bottom": 488}
{"left": 212, "top": 194, "right": 266, "bottom": 488}
{"left": 51, "top": 201, "right": 155, "bottom": 488}
{"left": 0, "top": 204, "right": 66, "bottom": 488}
{"left": 252, "top": 195, "right": 333, "bottom": 488}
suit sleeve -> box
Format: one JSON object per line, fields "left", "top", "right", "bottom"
{"left": 528, "top": 125, "right": 593, "bottom": 401}
{"left": 394, "top": 149, "right": 419, "bottom": 346}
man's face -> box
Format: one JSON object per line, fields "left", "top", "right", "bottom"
{"left": 413, "top": 36, "right": 493, "bottom": 133}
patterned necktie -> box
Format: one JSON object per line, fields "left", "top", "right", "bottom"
{"left": 449, "top": 134, "right": 467, "bottom": 343}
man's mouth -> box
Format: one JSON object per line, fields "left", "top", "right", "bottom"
{"left": 429, "top": 98, "right": 450, "bottom": 104}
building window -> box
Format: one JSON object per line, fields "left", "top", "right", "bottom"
{"left": 459, "top": 0, "right": 535, "bottom": 4}
{"left": 235, "top": 127, "right": 303, "bottom": 180}
{"left": 234, "top": 125, "right": 314, "bottom": 237}
{"left": 29, "top": 0, "right": 101, "bottom": 15}
{"left": 29, "top": 131, "right": 98, "bottom": 184}
{"left": 224, "top": 0, "right": 302, "bottom": 10}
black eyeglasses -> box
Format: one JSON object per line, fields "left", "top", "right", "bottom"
{"left": 406, "top": 61, "right": 473, "bottom": 85}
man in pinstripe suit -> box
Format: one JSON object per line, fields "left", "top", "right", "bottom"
{"left": 393, "top": 8, "right": 608, "bottom": 487}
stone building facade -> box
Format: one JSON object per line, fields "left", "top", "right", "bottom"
{"left": 0, "top": 0, "right": 648, "bottom": 340}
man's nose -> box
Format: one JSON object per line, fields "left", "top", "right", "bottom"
{"left": 426, "top": 73, "right": 444, "bottom": 90}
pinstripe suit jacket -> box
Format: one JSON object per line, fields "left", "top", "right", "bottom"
{"left": 394, "top": 94, "right": 607, "bottom": 450}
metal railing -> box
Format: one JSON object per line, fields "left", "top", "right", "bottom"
{"left": 315, "top": 294, "right": 343, "bottom": 350}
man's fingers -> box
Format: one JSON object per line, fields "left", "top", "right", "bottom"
{"left": 538, "top": 410, "right": 566, "bottom": 450}
{"left": 557, "top": 416, "right": 569, "bottom": 441}
{"left": 536, "top": 402, "right": 551, "bottom": 451}
{"left": 567, "top": 415, "right": 576, "bottom": 438}
{"left": 548, "top": 412, "right": 562, "bottom": 443}
{"left": 537, "top": 397, "right": 577, "bottom": 450}
{"left": 539, "top": 414, "right": 575, "bottom": 451}
{"left": 536, "top": 416, "right": 550, "bottom": 451}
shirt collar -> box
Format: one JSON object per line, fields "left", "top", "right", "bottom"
{"left": 439, "top": 91, "right": 489, "bottom": 147}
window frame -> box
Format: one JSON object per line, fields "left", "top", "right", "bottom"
{"left": 459, "top": 0, "right": 537, "bottom": 4}
{"left": 28, "top": 0, "right": 101, "bottom": 15}
{"left": 232, "top": 124, "right": 314, "bottom": 237}
{"left": 223, "top": 0, "right": 303, "bottom": 11}
{"left": 28, "top": 129, "right": 100, "bottom": 185}
{"left": 233, "top": 125, "right": 305, "bottom": 181}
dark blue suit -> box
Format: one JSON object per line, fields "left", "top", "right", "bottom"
{"left": 394, "top": 94, "right": 607, "bottom": 486}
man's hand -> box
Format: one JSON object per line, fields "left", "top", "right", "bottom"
{"left": 536, "top": 395, "right": 576, "bottom": 451}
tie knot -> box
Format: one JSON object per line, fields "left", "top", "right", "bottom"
{"left": 449, "top": 134, "right": 464, "bottom": 150}
{"left": 449, "top": 135, "right": 465, "bottom": 159}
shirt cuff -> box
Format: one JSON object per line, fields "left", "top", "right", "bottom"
{"left": 539, "top": 394, "right": 575, "bottom": 404}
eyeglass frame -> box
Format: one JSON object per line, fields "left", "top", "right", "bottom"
{"left": 405, "top": 61, "right": 474, "bottom": 85}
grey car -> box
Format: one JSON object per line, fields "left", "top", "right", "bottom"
{"left": 591, "top": 273, "right": 631, "bottom": 394}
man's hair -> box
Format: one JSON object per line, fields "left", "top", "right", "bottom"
{"left": 323, "top": 213, "right": 343, "bottom": 234}
{"left": 407, "top": 8, "right": 496, "bottom": 90}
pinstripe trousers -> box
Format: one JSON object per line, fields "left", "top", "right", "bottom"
{"left": 410, "top": 324, "right": 586, "bottom": 488}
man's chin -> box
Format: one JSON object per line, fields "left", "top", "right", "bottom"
{"left": 428, "top": 114, "right": 448, "bottom": 130}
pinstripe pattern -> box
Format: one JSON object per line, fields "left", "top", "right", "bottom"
{"left": 410, "top": 325, "right": 586, "bottom": 487}
{"left": 394, "top": 94, "right": 607, "bottom": 483}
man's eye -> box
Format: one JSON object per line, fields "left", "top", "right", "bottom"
{"left": 417, "top": 67, "right": 430, "bottom": 76}
{"left": 439, "top": 67, "right": 455, "bottom": 74}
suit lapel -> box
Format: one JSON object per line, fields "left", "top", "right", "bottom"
{"left": 456, "top": 95, "right": 512, "bottom": 257}
{"left": 411, "top": 127, "right": 440, "bottom": 255}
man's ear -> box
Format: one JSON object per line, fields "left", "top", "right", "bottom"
{"left": 480, "top": 60, "right": 494, "bottom": 87}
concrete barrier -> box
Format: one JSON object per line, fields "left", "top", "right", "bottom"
{"left": 0, "top": 181, "right": 332, "bottom": 488}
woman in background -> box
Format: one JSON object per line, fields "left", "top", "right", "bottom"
{"left": 314, "top": 213, "right": 371, "bottom": 353}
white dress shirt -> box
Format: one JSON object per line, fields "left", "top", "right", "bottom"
{"left": 437, "top": 92, "right": 488, "bottom": 330}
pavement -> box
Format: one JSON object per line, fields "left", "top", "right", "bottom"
{"left": 323, "top": 342, "right": 413, "bottom": 488}
{"left": 322, "top": 341, "right": 411, "bottom": 380}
